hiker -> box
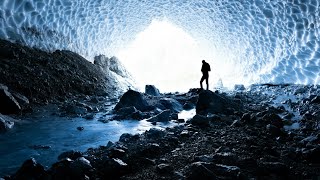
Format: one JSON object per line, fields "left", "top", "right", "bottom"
{"left": 200, "top": 60, "right": 210, "bottom": 90}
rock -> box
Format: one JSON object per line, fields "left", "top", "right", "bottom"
{"left": 69, "top": 157, "right": 92, "bottom": 175}
{"left": 183, "top": 102, "right": 194, "bottom": 110}
{"left": 156, "top": 163, "right": 173, "bottom": 174}
{"left": 29, "top": 145, "right": 51, "bottom": 150}
{"left": 212, "top": 164, "right": 240, "bottom": 177}
{"left": 171, "top": 113, "right": 179, "bottom": 120}
{"left": 12, "top": 158, "right": 48, "bottom": 179}
{"left": 302, "top": 147, "right": 320, "bottom": 163}
{"left": 117, "top": 106, "right": 137, "bottom": 116}
{"left": 234, "top": 84, "right": 245, "bottom": 91}
{"left": 196, "top": 90, "right": 240, "bottom": 115}
{"left": 102, "top": 158, "right": 130, "bottom": 178}
{"left": 12, "top": 92, "right": 29, "bottom": 106}
{"left": 58, "top": 150, "right": 83, "bottom": 161}
{"left": 311, "top": 96, "right": 320, "bottom": 104}
{"left": 119, "top": 133, "right": 140, "bottom": 143}
{"left": 194, "top": 155, "right": 215, "bottom": 163}
{"left": 0, "top": 84, "right": 21, "bottom": 114}
{"left": 188, "top": 114, "right": 210, "bottom": 127}
{"left": 257, "top": 161, "right": 289, "bottom": 176}
{"left": 147, "top": 109, "right": 171, "bottom": 122}
{"left": 77, "top": 126, "right": 84, "bottom": 131}
{"left": 159, "top": 98, "right": 183, "bottom": 112}
{"left": 64, "top": 105, "right": 87, "bottom": 116}
{"left": 266, "top": 124, "right": 281, "bottom": 137}
{"left": 262, "top": 113, "right": 284, "bottom": 128}
{"left": 145, "top": 128, "right": 166, "bottom": 139}
{"left": 114, "top": 90, "right": 149, "bottom": 112}
{"left": 0, "top": 113, "right": 15, "bottom": 132}
{"left": 180, "top": 130, "right": 190, "bottom": 137}
{"left": 145, "top": 85, "right": 161, "bottom": 96}
{"left": 185, "top": 162, "right": 217, "bottom": 179}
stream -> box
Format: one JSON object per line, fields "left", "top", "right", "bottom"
{"left": 0, "top": 105, "right": 196, "bottom": 177}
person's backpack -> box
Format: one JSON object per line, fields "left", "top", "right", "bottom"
{"left": 206, "top": 63, "right": 211, "bottom": 71}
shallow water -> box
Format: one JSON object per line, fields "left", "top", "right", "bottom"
{"left": 0, "top": 107, "right": 195, "bottom": 176}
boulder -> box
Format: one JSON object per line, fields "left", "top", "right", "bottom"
{"left": 196, "top": 90, "right": 241, "bottom": 115}
{"left": 147, "top": 110, "right": 171, "bottom": 122}
{"left": 188, "top": 114, "right": 210, "bottom": 127}
{"left": 185, "top": 162, "right": 217, "bottom": 179}
{"left": 114, "top": 90, "right": 149, "bottom": 112}
{"left": 234, "top": 84, "right": 245, "bottom": 91}
{"left": 12, "top": 158, "right": 48, "bottom": 179}
{"left": 0, "top": 84, "right": 21, "bottom": 114}
{"left": 145, "top": 85, "right": 161, "bottom": 96}
{"left": 158, "top": 98, "right": 183, "bottom": 112}
{"left": 0, "top": 113, "right": 15, "bottom": 132}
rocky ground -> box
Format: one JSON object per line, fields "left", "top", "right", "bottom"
{"left": 0, "top": 39, "right": 132, "bottom": 132}
{"left": 4, "top": 84, "right": 320, "bottom": 179}
{"left": 1, "top": 39, "right": 320, "bottom": 179}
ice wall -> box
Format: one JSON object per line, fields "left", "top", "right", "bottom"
{"left": 0, "top": 0, "right": 319, "bottom": 87}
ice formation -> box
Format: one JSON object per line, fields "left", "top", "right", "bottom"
{"left": 0, "top": 0, "right": 319, "bottom": 91}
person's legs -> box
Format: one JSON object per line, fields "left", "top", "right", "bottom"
{"left": 200, "top": 76, "right": 205, "bottom": 89}
{"left": 205, "top": 77, "right": 209, "bottom": 90}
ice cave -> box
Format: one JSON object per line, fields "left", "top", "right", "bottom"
{"left": 1, "top": 1, "right": 320, "bottom": 179}
{"left": 1, "top": 0, "right": 319, "bottom": 92}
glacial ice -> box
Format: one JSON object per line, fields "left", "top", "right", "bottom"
{"left": 0, "top": 0, "right": 319, "bottom": 89}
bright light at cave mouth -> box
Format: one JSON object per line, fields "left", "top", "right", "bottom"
{"left": 117, "top": 20, "right": 217, "bottom": 93}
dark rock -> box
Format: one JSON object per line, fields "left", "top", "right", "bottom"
{"left": 49, "top": 158, "right": 74, "bottom": 179}
{"left": 114, "top": 90, "right": 149, "bottom": 111}
{"left": 196, "top": 90, "right": 241, "bottom": 115}
{"left": 145, "top": 128, "right": 166, "bottom": 139}
{"left": 156, "top": 163, "right": 173, "bottom": 174}
{"left": 188, "top": 114, "right": 210, "bottom": 127}
{"left": 194, "top": 155, "right": 215, "bottom": 163}
{"left": 0, "top": 84, "right": 21, "bottom": 114}
{"left": 147, "top": 109, "right": 171, "bottom": 122}
{"left": 117, "top": 106, "right": 137, "bottom": 116}
{"left": 12, "top": 158, "right": 48, "bottom": 179}
{"left": 257, "top": 161, "right": 289, "bottom": 176}
{"left": 64, "top": 105, "right": 87, "bottom": 115}
{"left": 69, "top": 157, "right": 92, "bottom": 175}
{"left": 58, "top": 150, "right": 83, "bottom": 161}
{"left": 266, "top": 124, "right": 281, "bottom": 137}
{"left": 77, "top": 126, "right": 84, "bottom": 131}
{"left": 0, "top": 113, "right": 15, "bottom": 132}
{"left": 234, "top": 84, "right": 245, "bottom": 91}
{"left": 109, "top": 148, "right": 126, "bottom": 158}
{"left": 183, "top": 102, "right": 194, "bottom": 110}
{"left": 262, "top": 113, "right": 284, "bottom": 128}
{"left": 29, "top": 145, "right": 51, "bottom": 150}
{"left": 177, "top": 119, "right": 185, "bottom": 123}
{"left": 185, "top": 162, "right": 217, "bottom": 180}
{"left": 119, "top": 133, "right": 140, "bottom": 143}
{"left": 159, "top": 98, "right": 183, "bottom": 112}
{"left": 302, "top": 146, "right": 320, "bottom": 163}
{"left": 311, "top": 96, "right": 320, "bottom": 104}
{"left": 212, "top": 164, "right": 240, "bottom": 177}
{"left": 12, "top": 92, "right": 29, "bottom": 106}
{"left": 171, "top": 113, "right": 179, "bottom": 120}
{"left": 101, "top": 158, "right": 130, "bottom": 178}
{"left": 145, "top": 85, "right": 161, "bottom": 96}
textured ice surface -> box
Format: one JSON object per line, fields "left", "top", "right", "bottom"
{"left": 0, "top": 0, "right": 319, "bottom": 88}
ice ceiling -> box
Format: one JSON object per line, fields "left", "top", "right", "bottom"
{"left": 0, "top": 0, "right": 320, "bottom": 92}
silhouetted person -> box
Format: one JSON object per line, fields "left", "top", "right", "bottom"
{"left": 200, "top": 60, "right": 210, "bottom": 90}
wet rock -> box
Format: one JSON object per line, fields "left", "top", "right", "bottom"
{"left": 194, "top": 155, "right": 215, "bottom": 163}
{"left": 183, "top": 102, "right": 194, "bottom": 110}
{"left": 114, "top": 90, "right": 150, "bottom": 111}
{"left": 147, "top": 109, "right": 171, "bottom": 122}
{"left": 49, "top": 158, "right": 74, "bottom": 179}
{"left": 77, "top": 126, "right": 84, "bottom": 131}
{"left": 64, "top": 104, "right": 87, "bottom": 116}
{"left": 171, "top": 113, "right": 179, "bottom": 120}
{"left": 145, "top": 85, "right": 161, "bottom": 96}
{"left": 262, "top": 113, "right": 284, "bottom": 128}
{"left": 145, "top": 128, "right": 166, "bottom": 139}
{"left": 0, "top": 84, "right": 21, "bottom": 114}
{"left": 156, "top": 163, "right": 173, "bottom": 174}
{"left": 29, "top": 145, "right": 51, "bottom": 150}
{"left": 188, "top": 114, "right": 210, "bottom": 127}
{"left": 117, "top": 106, "right": 137, "bottom": 116}
{"left": 119, "top": 133, "right": 140, "bottom": 143}
{"left": 58, "top": 150, "right": 83, "bottom": 161}
{"left": 266, "top": 124, "right": 282, "bottom": 137}
{"left": 0, "top": 113, "right": 15, "bottom": 132}
{"left": 159, "top": 98, "right": 183, "bottom": 112}
{"left": 69, "top": 157, "right": 92, "bottom": 176}
{"left": 109, "top": 148, "right": 126, "bottom": 158}
{"left": 212, "top": 164, "right": 240, "bottom": 178}
{"left": 12, "top": 92, "right": 29, "bottom": 106}
{"left": 12, "top": 158, "right": 48, "bottom": 179}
